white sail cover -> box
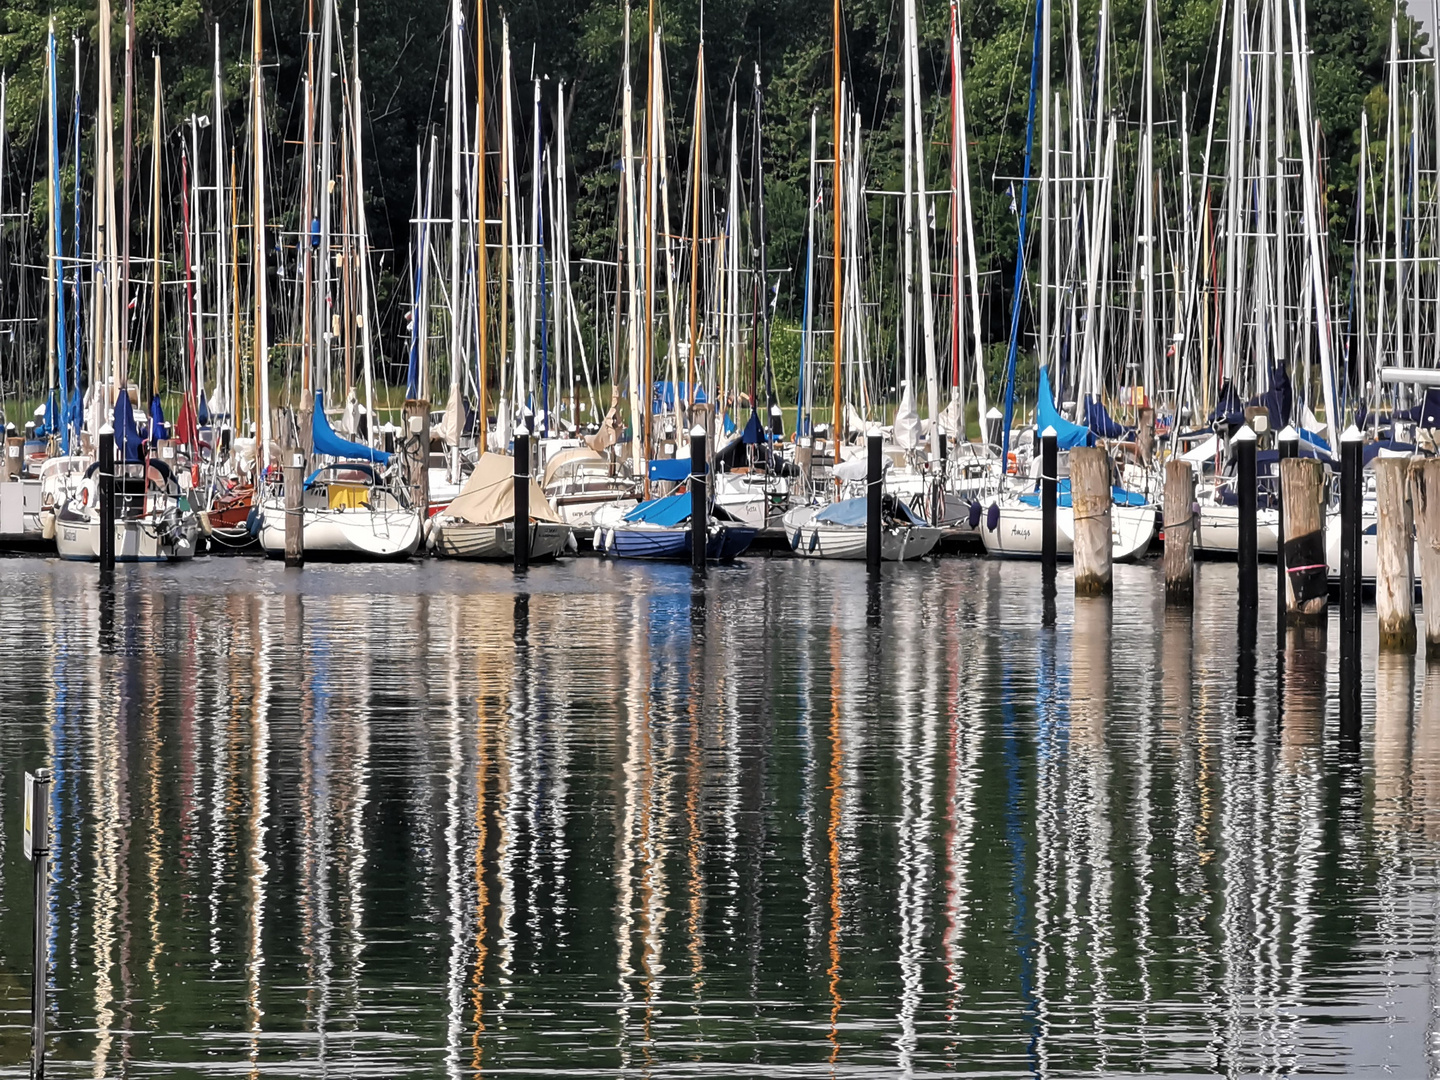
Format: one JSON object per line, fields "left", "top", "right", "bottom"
{"left": 892, "top": 383, "right": 921, "bottom": 449}
{"left": 443, "top": 452, "right": 562, "bottom": 525}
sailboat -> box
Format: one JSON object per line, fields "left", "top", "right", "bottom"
{"left": 430, "top": 452, "right": 572, "bottom": 560}
{"left": 257, "top": 392, "right": 421, "bottom": 559}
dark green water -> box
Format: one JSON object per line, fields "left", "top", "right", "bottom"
{"left": 0, "top": 556, "right": 1435, "bottom": 1077}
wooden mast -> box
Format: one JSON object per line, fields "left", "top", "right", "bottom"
{"left": 686, "top": 42, "right": 704, "bottom": 409}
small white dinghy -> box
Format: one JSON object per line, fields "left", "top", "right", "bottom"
{"left": 782, "top": 496, "right": 942, "bottom": 561}
{"left": 430, "top": 452, "right": 572, "bottom": 560}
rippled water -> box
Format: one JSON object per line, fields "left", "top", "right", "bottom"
{"left": 0, "top": 555, "right": 1437, "bottom": 1077}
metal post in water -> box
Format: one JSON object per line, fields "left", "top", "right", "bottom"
{"left": 1041, "top": 427, "right": 1058, "bottom": 579}
{"left": 1276, "top": 425, "right": 1298, "bottom": 637}
{"left": 690, "top": 426, "right": 707, "bottom": 576}
{"left": 1234, "top": 424, "right": 1258, "bottom": 599}
{"left": 98, "top": 426, "right": 115, "bottom": 575}
{"left": 25, "top": 768, "right": 51, "bottom": 1080}
{"left": 513, "top": 423, "right": 531, "bottom": 574}
{"left": 866, "top": 430, "right": 882, "bottom": 571}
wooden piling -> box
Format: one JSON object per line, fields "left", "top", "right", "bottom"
{"left": 1070, "top": 446, "right": 1112, "bottom": 595}
{"left": 1375, "top": 456, "right": 1416, "bottom": 651}
{"left": 403, "top": 399, "right": 430, "bottom": 515}
{"left": 1410, "top": 457, "right": 1440, "bottom": 657}
{"left": 1164, "top": 458, "right": 1196, "bottom": 603}
{"left": 283, "top": 449, "right": 305, "bottom": 569}
{"left": 1, "top": 436, "right": 21, "bottom": 482}
{"left": 1278, "top": 457, "right": 1328, "bottom": 622}
{"left": 1136, "top": 407, "right": 1155, "bottom": 466}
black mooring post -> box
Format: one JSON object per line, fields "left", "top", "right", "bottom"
{"left": 26, "top": 768, "right": 51, "bottom": 1080}
{"left": 690, "top": 426, "right": 707, "bottom": 575}
{"left": 1339, "top": 425, "right": 1364, "bottom": 740}
{"left": 1236, "top": 424, "right": 1258, "bottom": 600}
{"left": 866, "top": 431, "right": 882, "bottom": 571}
{"left": 1041, "top": 427, "right": 1058, "bottom": 577}
{"left": 1277, "top": 425, "right": 1298, "bottom": 642}
{"left": 98, "top": 426, "right": 116, "bottom": 577}
{"left": 513, "top": 424, "right": 530, "bottom": 574}
{"left": 1340, "top": 426, "right": 1363, "bottom": 642}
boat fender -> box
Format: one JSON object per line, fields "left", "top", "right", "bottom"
{"left": 808, "top": 529, "right": 819, "bottom": 553}
{"left": 967, "top": 500, "right": 982, "bottom": 529}
{"left": 565, "top": 530, "right": 578, "bottom": 553}
{"left": 986, "top": 502, "right": 1000, "bottom": 533}
{"left": 245, "top": 505, "right": 262, "bottom": 537}
{"left": 606, "top": 528, "right": 616, "bottom": 553}
{"left": 790, "top": 528, "right": 802, "bottom": 550}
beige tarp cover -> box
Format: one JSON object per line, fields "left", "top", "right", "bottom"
{"left": 585, "top": 404, "right": 624, "bottom": 452}
{"left": 444, "top": 453, "right": 563, "bottom": 525}
{"left": 543, "top": 446, "right": 606, "bottom": 487}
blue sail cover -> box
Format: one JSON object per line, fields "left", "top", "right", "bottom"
{"left": 311, "top": 390, "right": 392, "bottom": 465}
{"left": 1084, "top": 395, "right": 1135, "bottom": 440}
{"left": 814, "top": 497, "right": 926, "bottom": 527}
{"left": 1246, "top": 365, "right": 1293, "bottom": 430}
{"left": 114, "top": 392, "right": 143, "bottom": 463}
{"left": 741, "top": 409, "right": 765, "bottom": 446}
{"left": 149, "top": 395, "right": 168, "bottom": 441}
{"left": 1208, "top": 379, "right": 1245, "bottom": 426}
{"left": 649, "top": 458, "right": 706, "bottom": 482}
{"left": 1037, "top": 366, "right": 1090, "bottom": 449}
{"left": 622, "top": 494, "right": 692, "bottom": 528}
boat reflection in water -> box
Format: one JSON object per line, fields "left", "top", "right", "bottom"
{"left": 0, "top": 558, "right": 1438, "bottom": 1075}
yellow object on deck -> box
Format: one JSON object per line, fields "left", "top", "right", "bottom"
{"left": 328, "top": 483, "right": 368, "bottom": 511}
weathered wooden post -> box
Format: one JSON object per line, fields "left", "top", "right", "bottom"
{"left": 1, "top": 435, "right": 21, "bottom": 482}
{"left": 1234, "top": 424, "right": 1258, "bottom": 598}
{"left": 283, "top": 448, "right": 305, "bottom": 569}
{"left": 513, "top": 424, "right": 531, "bottom": 574}
{"left": 1278, "top": 456, "right": 1328, "bottom": 622}
{"left": 1164, "top": 458, "right": 1196, "bottom": 603}
{"left": 98, "top": 425, "right": 115, "bottom": 576}
{"left": 1041, "top": 427, "right": 1058, "bottom": 579}
{"left": 1410, "top": 456, "right": 1440, "bottom": 657}
{"left": 25, "top": 768, "right": 51, "bottom": 1080}
{"left": 1070, "top": 445, "right": 1112, "bottom": 595}
{"left": 690, "top": 426, "right": 707, "bottom": 576}
{"left": 1375, "top": 456, "right": 1416, "bottom": 651}
{"left": 1136, "top": 406, "right": 1156, "bottom": 466}
{"left": 403, "top": 399, "right": 430, "bottom": 515}
{"left": 866, "top": 430, "right": 882, "bottom": 571}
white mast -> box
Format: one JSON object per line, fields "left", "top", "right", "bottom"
{"left": 354, "top": 7, "right": 375, "bottom": 448}
{"left": 1141, "top": 0, "right": 1155, "bottom": 401}
{"left": 319, "top": 0, "right": 337, "bottom": 401}
{"left": 622, "top": 7, "right": 643, "bottom": 477}
{"left": 448, "top": 0, "right": 464, "bottom": 471}
{"left": 904, "top": 0, "right": 940, "bottom": 444}
{"left": 214, "top": 25, "right": 231, "bottom": 423}
{"left": 952, "top": 3, "right": 986, "bottom": 424}
{"left": 253, "top": 0, "right": 271, "bottom": 469}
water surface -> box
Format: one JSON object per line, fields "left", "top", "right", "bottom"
{"left": 0, "top": 555, "right": 1435, "bottom": 1077}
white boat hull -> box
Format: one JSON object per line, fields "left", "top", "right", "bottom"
{"left": 980, "top": 502, "right": 1156, "bottom": 562}
{"left": 781, "top": 506, "right": 941, "bottom": 561}
{"left": 54, "top": 512, "right": 199, "bottom": 562}
{"left": 1195, "top": 503, "right": 1280, "bottom": 557}
{"left": 259, "top": 498, "right": 422, "bottom": 559}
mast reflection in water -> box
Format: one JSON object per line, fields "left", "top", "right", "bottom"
{"left": 0, "top": 557, "right": 1437, "bottom": 1076}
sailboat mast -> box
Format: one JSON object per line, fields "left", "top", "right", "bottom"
{"left": 122, "top": 0, "right": 135, "bottom": 389}
{"left": 215, "top": 26, "right": 231, "bottom": 423}
{"left": 319, "top": 0, "right": 336, "bottom": 402}
{"left": 354, "top": 7, "right": 376, "bottom": 448}
{"left": 831, "top": 0, "right": 843, "bottom": 441}
{"left": 253, "top": 0, "right": 272, "bottom": 470}
{"left": 46, "top": 23, "right": 57, "bottom": 414}
{"left": 449, "top": 0, "right": 464, "bottom": 471}
{"left": 686, "top": 43, "right": 704, "bottom": 409}
{"left": 1142, "top": 0, "right": 1155, "bottom": 403}
{"left": 151, "top": 56, "right": 162, "bottom": 402}
{"left": 476, "top": 0, "right": 488, "bottom": 453}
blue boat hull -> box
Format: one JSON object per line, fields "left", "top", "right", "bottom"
{"left": 605, "top": 525, "right": 756, "bottom": 562}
